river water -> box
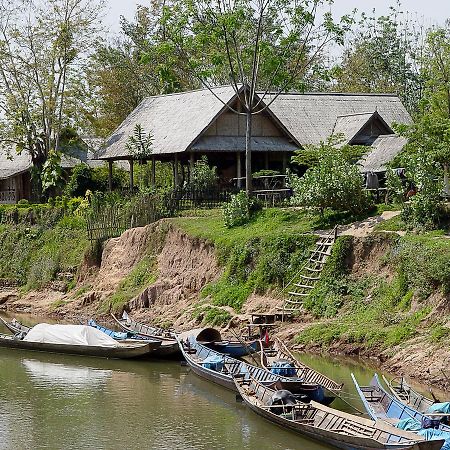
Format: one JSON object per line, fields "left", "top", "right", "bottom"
{"left": 0, "top": 313, "right": 444, "bottom": 450}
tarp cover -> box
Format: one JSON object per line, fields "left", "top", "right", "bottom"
{"left": 23, "top": 324, "right": 120, "bottom": 348}
{"left": 428, "top": 403, "right": 450, "bottom": 414}
{"left": 396, "top": 418, "right": 450, "bottom": 450}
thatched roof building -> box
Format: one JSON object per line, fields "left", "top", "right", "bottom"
{"left": 358, "top": 135, "right": 408, "bottom": 173}
{"left": 99, "top": 86, "right": 411, "bottom": 161}
{"left": 97, "top": 85, "right": 411, "bottom": 189}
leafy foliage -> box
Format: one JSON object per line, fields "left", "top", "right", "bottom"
{"left": 185, "top": 156, "right": 218, "bottom": 190}
{"left": 333, "top": 6, "right": 424, "bottom": 113}
{"left": 290, "top": 142, "right": 372, "bottom": 215}
{"left": 65, "top": 164, "right": 128, "bottom": 197}
{"left": 223, "top": 192, "right": 256, "bottom": 228}
{"left": 126, "top": 124, "right": 153, "bottom": 160}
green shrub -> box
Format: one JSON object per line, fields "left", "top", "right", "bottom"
{"left": 185, "top": 156, "right": 218, "bottom": 190}
{"left": 430, "top": 325, "right": 450, "bottom": 343}
{"left": 223, "top": 191, "right": 251, "bottom": 228}
{"left": 290, "top": 141, "right": 372, "bottom": 215}
{"left": 65, "top": 163, "right": 128, "bottom": 197}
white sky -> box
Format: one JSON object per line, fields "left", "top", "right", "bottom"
{"left": 103, "top": 0, "right": 448, "bottom": 32}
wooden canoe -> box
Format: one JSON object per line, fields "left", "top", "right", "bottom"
{"left": 205, "top": 339, "right": 260, "bottom": 358}
{"left": 111, "top": 312, "right": 180, "bottom": 357}
{"left": 0, "top": 332, "right": 153, "bottom": 359}
{"left": 382, "top": 375, "right": 438, "bottom": 414}
{"left": 234, "top": 373, "right": 442, "bottom": 450}
{"left": 0, "top": 317, "right": 30, "bottom": 335}
{"left": 177, "top": 334, "right": 328, "bottom": 402}
{"left": 351, "top": 373, "right": 450, "bottom": 433}
{"left": 259, "top": 337, "right": 343, "bottom": 394}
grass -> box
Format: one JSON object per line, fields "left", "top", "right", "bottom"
{"left": 296, "top": 229, "right": 450, "bottom": 350}
{"left": 0, "top": 216, "right": 89, "bottom": 289}
{"left": 192, "top": 304, "right": 232, "bottom": 327}
{"left": 100, "top": 255, "right": 158, "bottom": 313}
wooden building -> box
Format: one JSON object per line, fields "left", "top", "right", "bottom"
{"left": 0, "top": 138, "right": 104, "bottom": 204}
{"left": 97, "top": 85, "right": 412, "bottom": 189}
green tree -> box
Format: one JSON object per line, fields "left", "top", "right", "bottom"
{"left": 0, "top": 0, "right": 104, "bottom": 197}
{"left": 290, "top": 141, "right": 371, "bottom": 215}
{"left": 163, "top": 0, "right": 353, "bottom": 193}
{"left": 84, "top": 4, "right": 194, "bottom": 137}
{"left": 333, "top": 5, "right": 424, "bottom": 113}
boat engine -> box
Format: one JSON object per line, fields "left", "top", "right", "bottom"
{"left": 269, "top": 389, "right": 297, "bottom": 415}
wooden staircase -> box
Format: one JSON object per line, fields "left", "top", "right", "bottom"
{"left": 280, "top": 226, "right": 338, "bottom": 318}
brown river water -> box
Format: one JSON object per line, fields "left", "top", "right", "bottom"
{"left": 0, "top": 312, "right": 445, "bottom": 450}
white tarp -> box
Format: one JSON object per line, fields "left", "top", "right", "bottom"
{"left": 23, "top": 324, "right": 119, "bottom": 348}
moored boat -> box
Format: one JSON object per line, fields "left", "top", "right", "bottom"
{"left": 111, "top": 311, "right": 180, "bottom": 357}
{"left": 352, "top": 373, "right": 450, "bottom": 449}
{"left": 382, "top": 375, "right": 439, "bottom": 414}
{"left": 0, "top": 317, "right": 31, "bottom": 335}
{"left": 177, "top": 329, "right": 331, "bottom": 403}
{"left": 259, "top": 336, "right": 343, "bottom": 394}
{"left": 204, "top": 339, "right": 260, "bottom": 358}
{"left": 234, "top": 373, "right": 442, "bottom": 450}
{"left": 0, "top": 323, "right": 154, "bottom": 359}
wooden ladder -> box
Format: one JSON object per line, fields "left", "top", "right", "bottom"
{"left": 279, "top": 226, "right": 338, "bottom": 319}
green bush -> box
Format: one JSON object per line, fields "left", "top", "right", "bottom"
{"left": 185, "top": 156, "right": 218, "bottom": 190}
{"left": 65, "top": 163, "right": 128, "bottom": 197}
{"left": 223, "top": 192, "right": 261, "bottom": 228}
{"left": 289, "top": 143, "right": 372, "bottom": 215}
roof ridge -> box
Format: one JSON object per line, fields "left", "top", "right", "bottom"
{"left": 336, "top": 111, "right": 376, "bottom": 119}
{"left": 269, "top": 91, "right": 398, "bottom": 97}
{"left": 142, "top": 85, "right": 238, "bottom": 101}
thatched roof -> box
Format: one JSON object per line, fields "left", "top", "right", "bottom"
{"left": 266, "top": 92, "right": 411, "bottom": 146}
{"left": 0, "top": 138, "right": 105, "bottom": 180}
{"left": 100, "top": 86, "right": 240, "bottom": 160}
{"left": 0, "top": 151, "right": 31, "bottom": 180}
{"left": 358, "top": 134, "right": 407, "bottom": 173}
{"left": 98, "top": 86, "right": 412, "bottom": 160}
{"left": 331, "top": 111, "right": 393, "bottom": 144}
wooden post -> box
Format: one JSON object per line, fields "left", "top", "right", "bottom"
{"left": 236, "top": 152, "right": 242, "bottom": 189}
{"left": 108, "top": 160, "right": 113, "bottom": 192}
{"left": 174, "top": 154, "right": 179, "bottom": 187}
{"left": 129, "top": 159, "right": 134, "bottom": 191}
{"left": 151, "top": 157, "right": 156, "bottom": 188}
{"left": 282, "top": 153, "right": 288, "bottom": 187}
{"left": 245, "top": 110, "right": 252, "bottom": 194}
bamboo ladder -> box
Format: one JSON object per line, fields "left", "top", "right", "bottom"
{"left": 280, "top": 226, "right": 338, "bottom": 319}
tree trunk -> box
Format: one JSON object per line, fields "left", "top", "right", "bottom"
{"left": 245, "top": 110, "right": 252, "bottom": 194}
{"left": 444, "top": 163, "right": 450, "bottom": 197}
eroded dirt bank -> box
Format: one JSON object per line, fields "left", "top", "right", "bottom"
{"left": 2, "top": 219, "right": 450, "bottom": 391}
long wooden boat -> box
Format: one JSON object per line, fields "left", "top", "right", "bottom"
{"left": 205, "top": 339, "right": 260, "bottom": 358}
{"left": 111, "top": 311, "right": 176, "bottom": 341}
{"left": 0, "top": 317, "right": 30, "bottom": 335}
{"left": 351, "top": 373, "right": 450, "bottom": 433}
{"left": 381, "top": 375, "right": 438, "bottom": 414}
{"left": 0, "top": 332, "right": 153, "bottom": 359}
{"left": 234, "top": 373, "right": 442, "bottom": 450}
{"left": 259, "top": 337, "right": 343, "bottom": 394}
{"left": 111, "top": 312, "right": 180, "bottom": 357}
{"left": 177, "top": 333, "right": 332, "bottom": 403}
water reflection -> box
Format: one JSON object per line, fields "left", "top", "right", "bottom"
{"left": 23, "top": 359, "right": 113, "bottom": 393}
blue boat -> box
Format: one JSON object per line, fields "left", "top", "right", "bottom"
{"left": 352, "top": 373, "right": 450, "bottom": 449}
{"left": 178, "top": 329, "right": 332, "bottom": 404}
{"left": 205, "top": 339, "right": 260, "bottom": 358}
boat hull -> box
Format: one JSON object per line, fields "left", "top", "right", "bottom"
{"left": 244, "top": 400, "right": 440, "bottom": 450}
{"left": 0, "top": 334, "right": 152, "bottom": 359}
{"left": 178, "top": 337, "right": 325, "bottom": 400}
{"left": 206, "top": 340, "right": 259, "bottom": 358}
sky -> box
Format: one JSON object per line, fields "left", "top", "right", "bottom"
{"left": 104, "top": 0, "right": 448, "bottom": 32}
